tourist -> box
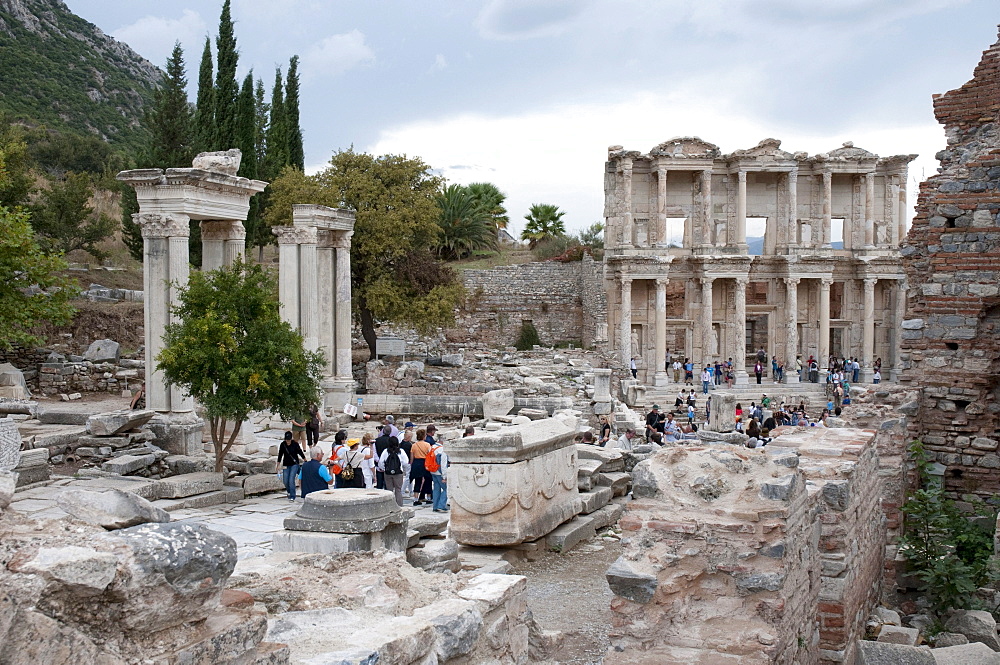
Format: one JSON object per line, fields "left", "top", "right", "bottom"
{"left": 754, "top": 359, "right": 763, "bottom": 385}
{"left": 463, "top": 425, "right": 476, "bottom": 437}
{"left": 383, "top": 415, "right": 401, "bottom": 440}
{"left": 665, "top": 348, "right": 672, "bottom": 369}
{"left": 725, "top": 365, "right": 734, "bottom": 388}
{"left": 630, "top": 356, "right": 638, "bottom": 379}
{"left": 761, "top": 394, "right": 771, "bottom": 409}
{"left": 277, "top": 431, "right": 306, "bottom": 501}
{"left": 645, "top": 404, "right": 663, "bottom": 437}
{"left": 686, "top": 390, "right": 696, "bottom": 408}
{"left": 291, "top": 412, "right": 307, "bottom": 446}
{"left": 852, "top": 357, "right": 860, "bottom": 383}
{"left": 873, "top": 367, "right": 881, "bottom": 384}
{"left": 684, "top": 358, "right": 694, "bottom": 386}
{"left": 581, "top": 431, "right": 597, "bottom": 445}
{"left": 327, "top": 430, "right": 348, "bottom": 488}
{"left": 808, "top": 356, "right": 818, "bottom": 383}
{"left": 672, "top": 359, "right": 682, "bottom": 383}
{"left": 663, "top": 414, "right": 680, "bottom": 442}
{"left": 734, "top": 416, "right": 743, "bottom": 432}
{"left": 378, "top": 437, "right": 409, "bottom": 506}
{"left": 299, "top": 447, "right": 334, "bottom": 497}
{"left": 409, "top": 428, "right": 434, "bottom": 506}
{"left": 701, "top": 367, "right": 711, "bottom": 394}
{"left": 834, "top": 383, "right": 844, "bottom": 410}
{"left": 611, "top": 427, "right": 635, "bottom": 451}
{"left": 686, "top": 402, "right": 695, "bottom": 425}
{"left": 747, "top": 418, "right": 761, "bottom": 440}
{"left": 332, "top": 438, "right": 369, "bottom": 489}
{"left": 771, "top": 356, "right": 779, "bottom": 383}
{"left": 714, "top": 360, "right": 723, "bottom": 385}
{"left": 359, "top": 432, "right": 376, "bottom": 488}
{"left": 874, "top": 357, "right": 882, "bottom": 375}
{"left": 598, "top": 415, "right": 612, "bottom": 447}
{"left": 649, "top": 432, "right": 663, "bottom": 446}
{"left": 776, "top": 360, "right": 785, "bottom": 383}
{"left": 735, "top": 403, "right": 743, "bottom": 418}
{"left": 399, "top": 427, "right": 415, "bottom": 497}
{"left": 795, "top": 355, "right": 802, "bottom": 380}
{"left": 374, "top": 425, "right": 397, "bottom": 490}
{"left": 763, "top": 414, "right": 777, "bottom": 431}
{"left": 306, "top": 403, "right": 323, "bottom": 449}
{"left": 427, "top": 438, "right": 449, "bottom": 513}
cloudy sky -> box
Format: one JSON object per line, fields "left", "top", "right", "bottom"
{"left": 68, "top": 0, "right": 999, "bottom": 236}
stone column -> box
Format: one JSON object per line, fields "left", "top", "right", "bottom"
{"left": 891, "top": 279, "right": 906, "bottom": 382}
{"left": 620, "top": 278, "right": 632, "bottom": 366}
{"left": 137, "top": 213, "right": 191, "bottom": 413}
{"left": 701, "top": 277, "right": 714, "bottom": 366}
{"left": 783, "top": 277, "right": 800, "bottom": 384}
{"left": 701, "top": 168, "right": 713, "bottom": 248}
{"left": 787, "top": 168, "right": 798, "bottom": 248}
{"left": 333, "top": 233, "right": 354, "bottom": 388}
{"left": 864, "top": 172, "right": 875, "bottom": 248}
{"left": 299, "top": 239, "right": 319, "bottom": 352}
{"left": 653, "top": 278, "right": 668, "bottom": 386}
{"left": 273, "top": 226, "right": 305, "bottom": 328}
{"left": 317, "top": 234, "right": 335, "bottom": 378}
{"left": 736, "top": 170, "right": 748, "bottom": 251}
{"left": 200, "top": 220, "right": 246, "bottom": 271}
{"left": 897, "top": 175, "right": 908, "bottom": 245}
{"left": 733, "top": 277, "right": 749, "bottom": 384}
{"left": 621, "top": 159, "right": 634, "bottom": 247}
{"left": 223, "top": 223, "right": 246, "bottom": 266}
{"left": 822, "top": 170, "right": 833, "bottom": 248}
{"left": 656, "top": 166, "right": 667, "bottom": 247}
{"left": 819, "top": 278, "right": 833, "bottom": 382}
{"left": 861, "top": 277, "right": 877, "bottom": 382}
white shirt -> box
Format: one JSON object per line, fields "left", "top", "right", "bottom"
{"left": 377, "top": 449, "right": 410, "bottom": 475}
{"left": 611, "top": 434, "right": 633, "bottom": 452}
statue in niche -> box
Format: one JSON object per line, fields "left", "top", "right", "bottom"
{"left": 630, "top": 330, "right": 640, "bottom": 358}
{"left": 710, "top": 326, "right": 719, "bottom": 356}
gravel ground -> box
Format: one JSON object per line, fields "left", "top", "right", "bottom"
{"left": 512, "top": 535, "right": 622, "bottom": 665}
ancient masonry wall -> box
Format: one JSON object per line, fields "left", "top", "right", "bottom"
{"left": 0, "top": 346, "right": 144, "bottom": 396}
{"left": 608, "top": 427, "right": 883, "bottom": 665}
{"left": 899, "top": 29, "right": 1000, "bottom": 501}
{"left": 459, "top": 256, "right": 606, "bottom": 348}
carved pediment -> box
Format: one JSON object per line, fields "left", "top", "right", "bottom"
{"left": 649, "top": 137, "right": 721, "bottom": 159}
{"left": 727, "top": 138, "right": 794, "bottom": 161}
{"left": 815, "top": 141, "right": 879, "bottom": 162}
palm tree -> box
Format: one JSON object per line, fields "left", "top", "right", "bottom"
{"left": 521, "top": 203, "right": 566, "bottom": 249}
{"left": 434, "top": 184, "right": 498, "bottom": 260}
{"left": 465, "top": 182, "right": 509, "bottom": 231}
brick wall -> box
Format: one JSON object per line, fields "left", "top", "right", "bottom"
{"left": 899, "top": 28, "right": 1000, "bottom": 500}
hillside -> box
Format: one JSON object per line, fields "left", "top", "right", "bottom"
{"left": 0, "top": 0, "right": 161, "bottom": 153}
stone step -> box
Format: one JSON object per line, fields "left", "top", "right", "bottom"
{"left": 157, "top": 471, "right": 224, "bottom": 498}
{"left": 153, "top": 486, "right": 244, "bottom": 511}
{"left": 579, "top": 486, "right": 613, "bottom": 514}
{"left": 589, "top": 502, "right": 625, "bottom": 531}
{"left": 272, "top": 530, "right": 366, "bottom": 554}
{"left": 545, "top": 515, "right": 596, "bottom": 553}
{"left": 595, "top": 472, "right": 632, "bottom": 497}
{"left": 406, "top": 538, "right": 461, "bottom": 573}
{"left": 225, "top": 474, "right": 284, "bottom": 496}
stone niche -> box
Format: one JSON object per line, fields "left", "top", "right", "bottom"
{"left": 448, "top": 416, "right": 581, "bottom": 546}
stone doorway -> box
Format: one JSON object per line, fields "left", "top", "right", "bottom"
{"left": 745, "top": 314, "right": 768, "bottom": 368}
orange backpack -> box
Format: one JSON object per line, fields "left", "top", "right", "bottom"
{"left": 424, "top": 445, "right": 442, "bottom": 473}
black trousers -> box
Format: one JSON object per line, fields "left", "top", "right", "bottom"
{"left": 306, "top": 423, "right": 320, "bottom": 447}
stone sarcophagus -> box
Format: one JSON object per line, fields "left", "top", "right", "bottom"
{"left": 448, "top": 416, "right": 581, "bottom": 546}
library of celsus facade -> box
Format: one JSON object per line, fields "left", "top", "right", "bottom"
{"left": 604, "top": 137, "right": 915, "bottom": 386}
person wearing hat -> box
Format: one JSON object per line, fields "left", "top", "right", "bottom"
{"left": 332, "top": 437, "right": 370, "bottom": 489}
{"left": 299, "top": 447, "right": 333, "bottom": 498}
{"left": 277, "top": 431, "right": 306, "bottom": 501}
{"left": 645, "top": 404, "right": 663, "bottom": 438}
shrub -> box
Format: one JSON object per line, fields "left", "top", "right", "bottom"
{"left": 514, "top": 320, "right": 541, "bottom": 351}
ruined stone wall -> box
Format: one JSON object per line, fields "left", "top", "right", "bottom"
{"left": 900, "top": 29, "right": 1000, "bottom": 501}
{"left": 580, "top": 254, "right": 608, "bottom": 348}
{"left": 460, "top": 261, "right": 596, "bottom": 347}
{"left": 0, "top": 346, "right": 145, "bottom": 396}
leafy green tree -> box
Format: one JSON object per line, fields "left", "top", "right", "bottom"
{"left": 0, "top": 117, "right": 33, "bottom": 208}
{"left": 119, "top": 184, "right": 143, "bottom": 263}
{"left": 285, "top": 55, "right": 304, "bottom": 170}
{"left": 193, "top": 37, "right": 215, "bottom": 153}
{"left": 146, "top": 42, "right": 195, "bottom": 168}
{"left": 29, "top": 172, "right": 116, "bottom": 260}
{"left": 157, "top": 258, "right": 323, "bottom": 472}
{"left": 521, "top": 203, "right": 566, "bottom": 249}
{"left": 465, "top": 182, "right": 509, "bottom": 231}
{"left": 577, "top": 222, "right": 605, "bottom": 249}
{"left": 0, "top": 202, "right": 78, "bottom": 348}
{"left": 213, "top": 0, "right": 239, "bottom": 150}
{"left": 434, "top": 183, "right": 497, "bottom": 260}
{"left": 268, "top": 150, "right": 464, "bottom": 357}
{"left": 25, "top": 129, "right": 115, "bottom": 178}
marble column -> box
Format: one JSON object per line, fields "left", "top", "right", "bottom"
{"left": 891, "top": 279, "right": 907, "bottom": 382}
{"left": 701, "top": 168, "right": 713, "bottom": 248}
{"left": 274, "top": 226, "right": 304, "bottom": 329}
{"left": 333, "top": 233, "right": 354, "bottom": 388}
{"left": 888, "top": 175, "right": 900, "bottom": 246}
{"left": 223, "top": 224, "right": 246, "bottom": 266}
{"left": 787, "top": 168, "right": 798, "bottom": 248}
{"left": 656, "top": 166, "right": 667, "bottom": 247}
{"left": 864, "top": 172, "right": 875, "bottom": 248}
{"left": 819, "top": 278, "right": 832, "bottom": 381}
{"left": 822, "top": 170, "right": 833, "bottom": 248}
{"left": 317, "top": 234, "right": 335, "bottom": 378}
{"left": 897, "top": 175, "right": 908, "bottom": 245}
{"left": 783, "top": 277, "right": 800, "bottom": 384}
{"left": 299, "top": 240, "right": 319, "bottom": 352}
{"left": 137, "top": 212, "right": 191, "bottom": 413}
{"left": 701, "top": 277, "right": 714, "bottom": 366}
{"left": 620, "top": 278, "right": 632, "bottom": 366}
{"left": 654, "top": 278, "right": 668, "bottom": 386}
{"left": 733, "top": 277, "right": 749, "bottom": 384}
{"left": 736, "top": 170, "right": 747, "bottom": 250}
{"left": 861, "top": 277, "right": 877, "bottom": 382}
{"left": 200, "top": 220, "right": 246, "bottom": 271}
{"left": 621, "top": 159, "right": 634, "bottom": 248}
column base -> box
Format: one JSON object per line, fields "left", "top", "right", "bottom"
{"left": 783, "top": 373, "right": 799, "bottom": 385}
{"left": 860, "top": 368, "right": 875, "bottom": 384}
{"left": 147, "top": 411, "right": 205, "bottom": 456}
{"left": 653, "top": 371, "right": 669, "bottom": 387}
{"left": 734, "top": 371, "right": 750, "bottom": 386}
{"left": 889, "top": 368, "right": 901, "bottom": 383}
{"left": 323, "top": 377, "right": 357, "bottom": 412}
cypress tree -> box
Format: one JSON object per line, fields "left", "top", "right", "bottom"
{"left": 213, "top": 0, "right": 239, "bottom": 149}
{"left": 194, "top": 37, "right": 215, "bottom": 152}
{"left": 237, "top": 73, "right": 263, "bottom": 256}
{"left": 263, "top": 67, "right": 287, "bottom": 179}
{"left": 147, "top": 42, "right": 194, "bottom": 167}
{"left": 253, "top": 77, "right": 268, "bottom": 169}
{"left": 285, "top": 55, "right": 304, "bottom": 170}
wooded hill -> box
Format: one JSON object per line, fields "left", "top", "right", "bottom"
{"left": 0, "top": 0, "right": 161, "bottom": 154}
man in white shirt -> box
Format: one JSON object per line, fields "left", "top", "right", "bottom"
{"left": 612, "top": 428, "right": 635, "bottom": 452}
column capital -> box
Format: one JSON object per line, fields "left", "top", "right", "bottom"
{"left": 863, "top": 276, "right": 878, "bottom": 289}
{"left": 656, "top": 165, "right": 668, "bottom": 176}
{"left": 620, "top": 277, "right": 633, "bottom": 288}
{"left": 820, "top": 277, "right": 835, "bottom": 287}
{"left": 699, "top": 276, "right": 715, "bottom": 286}
{"left": 735, "top": 276, "right": 750, "bottom": 287}
{"left": 737, "top": 170, "right": 747, "bottom": 183}
{"left": 783, "top": 276, "right": 801, "bottom": 287}
{"left": 788, "top": 167, "right": 798, "bottom": 180}
{"left": 135, "top": 212, "right": 190, "bottom": 238}
{"left": 199, "top": 220, "right": 246, "bottom": 241}
{"left": 273, "top": 225, "right": 318, "bottom": 245}
{"left": 655, "top": 277, "right": 669, "bottom": 287}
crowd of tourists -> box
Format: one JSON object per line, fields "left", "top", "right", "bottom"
{"left": 275, "top": 414, "right": 454, "bottom": 512}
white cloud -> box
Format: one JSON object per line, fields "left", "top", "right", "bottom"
{"left": 302, "top": 30, "right": 375, "bottom": 79}
{"left": 429, "top": 53, "right": 448, "bottom": 73}
{"left": 367, "top": 89, "right": 942, "bottom": 238}
{"left": 111, "top": 10, "right": 207, "bottom": 67}
{"left": 475, "top": 0, "right": 590, "bottom": 41}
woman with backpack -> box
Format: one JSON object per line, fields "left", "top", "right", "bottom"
{"left": 409, "top": 428, "right": 434, "bottom": 506}
{"left": 378, "top": 438, "right": 409, "bottom": 506}
{"left": 327, "top": 430, "right": 348, "bottom": 488}
{"left": 334, "top": 437, "right": 369, "bottom": 489}
{"left": 425, "top": 438, "right": 449, "bottom": 513}
{"left": 276, "top": 431, "right": 306, "bottom": 502}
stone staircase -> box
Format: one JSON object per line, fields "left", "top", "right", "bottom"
{"left": 640, "top": 380, "right": 834, "bottom": 416}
